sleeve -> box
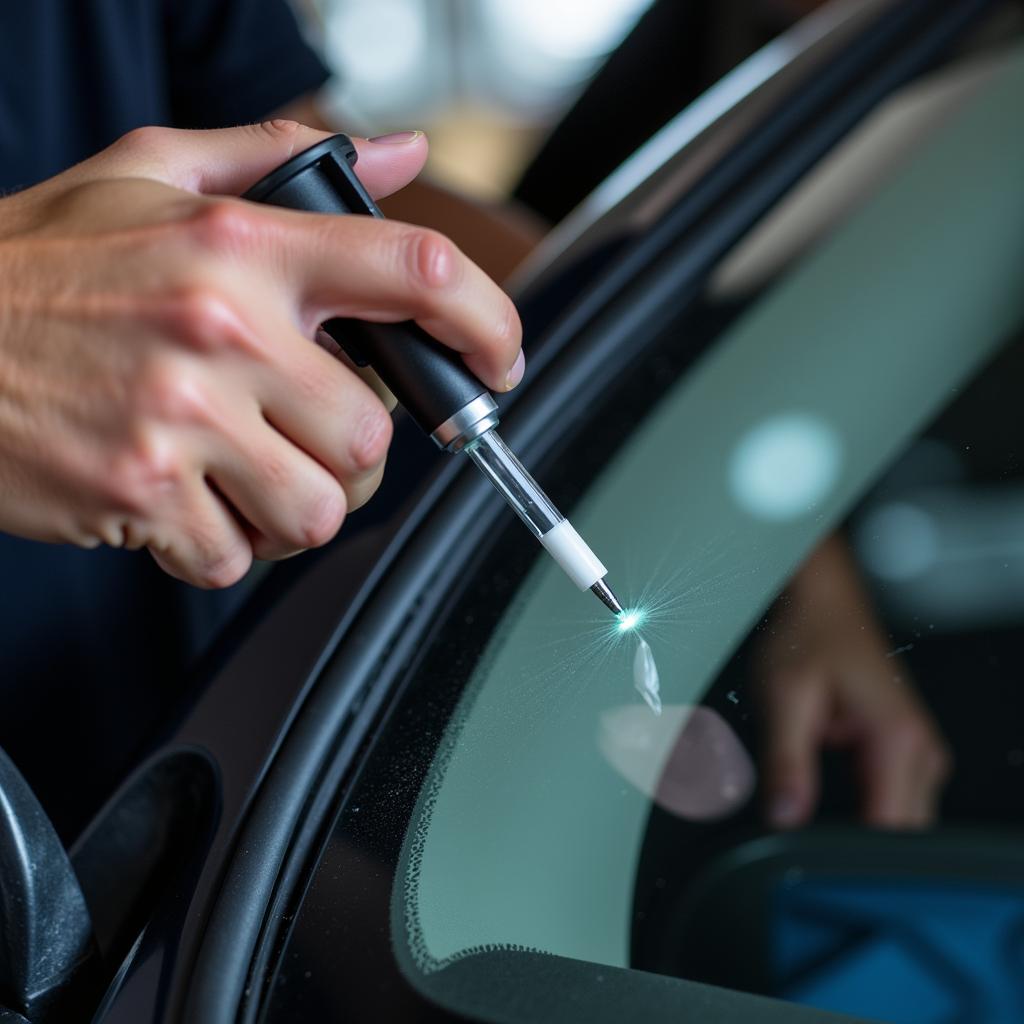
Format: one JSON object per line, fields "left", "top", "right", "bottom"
{"left": 163, "top": 0, "right": 332, "bottom": 129}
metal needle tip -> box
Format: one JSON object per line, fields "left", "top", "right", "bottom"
{"left": 590, "top": 578, "right": 624, "bottom": 616}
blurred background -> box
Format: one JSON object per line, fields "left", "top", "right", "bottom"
{"left": 298, "top": 0, "right": 649, "bottom": 198}
{"left": 290, "top": 0, "right": 822, "bottom": 205}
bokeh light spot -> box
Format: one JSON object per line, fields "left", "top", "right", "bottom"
{"left": 728, "top": 412, "right": 842, "bottom": 521}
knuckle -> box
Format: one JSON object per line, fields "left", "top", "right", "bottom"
{"left": 106, "top": 429, "right": 183, "bottom": 514}
{"left": 252, "top": 447, "right": 294, "bottom": 492}
{"left": 186, "top": 199, "right": 258, "bottom": 254}
{"left": 196, "top": 546, "right": 251, "bottom": 590}
{"left": 137, "top": 356, "right": 214, "bottom": 425}
{"left": 250, "top": 452, "right": 347, "bottom": 550}
{"left": 116, "top": 124, "right": 172, "bottom": 156}
{"left": 348, "top": 400, "right": 393, "bottom": 473}
{"left": 257, "top": 118, "right": 302, "bottom": 142}
{"left": 165, "top": 282, "right": 248, "bottom": 352}
{"left": 405, "top": 228, "right": 460, "bottom": 294}
{"left": 300, "top": 487, "right": 347, "bottom": 548}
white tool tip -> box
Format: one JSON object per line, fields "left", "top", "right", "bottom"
{"left": 539, "top": 520, "right": 607, "bottom": 591}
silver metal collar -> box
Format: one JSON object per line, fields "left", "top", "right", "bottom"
{"left": 431, "top": 393, "right": 500, "bottom": 451}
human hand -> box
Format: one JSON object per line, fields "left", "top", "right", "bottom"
{"left": 756, "top": 536, "right": 951, "bottom": 830}
{"left": 0, "top": 121, "right": 523, "bottom": 586}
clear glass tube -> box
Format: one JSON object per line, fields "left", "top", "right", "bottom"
{"left": 464, "top": 429, "right": 563, "bottom": 539}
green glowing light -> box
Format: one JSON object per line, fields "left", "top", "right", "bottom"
{"left": 617, "top": 609, "right": 643, "bottom": 632}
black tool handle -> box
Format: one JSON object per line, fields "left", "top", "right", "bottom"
{"left": 243, "top": 135, "right": 490, "bottom": 439}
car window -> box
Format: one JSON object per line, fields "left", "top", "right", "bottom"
{"left": 257, "top": 38, "right": 1024, "bottom": 1024}
{"left": 393, "top": 43, "right": 1024, "bottom": 1022}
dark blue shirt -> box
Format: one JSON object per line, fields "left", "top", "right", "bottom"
{"left": 0, "top": 0, "right": 329, "bottom": 188}
{"left": 0, "top": 0, "right": 330, "bottom": 839}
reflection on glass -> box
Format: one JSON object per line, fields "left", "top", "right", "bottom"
{"left": 483, "top": 0, "right": 652, "bottom": 64}
{"left": 598, "top": 704, "right": 755, "bottom": 820}
{"left": 728, "top": 412, "right": 843, "bottom": 521}
{"left": 631, "top": 636, "right": 662, "bottom": 714}
{"left": 315, "top": 0, "right": 651, "bottom": 122}
{"left": 325, "top": 0, "right": 427, "bottom": 83}
{"left": 858, "top": 484, "right": 1024, "bottom": 628}
{"left": 392, "top": 44, "right": 1024, "bottom": 1024}
{"left": 858, "top": 500, "right": 940, "bottom": 581}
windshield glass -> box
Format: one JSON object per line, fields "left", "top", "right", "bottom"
{"left": 394, "top": 44, "right": 1024, "bottom": 1021}
{"left": 260, "top": 36, "right": 1024, "bottom": 1024}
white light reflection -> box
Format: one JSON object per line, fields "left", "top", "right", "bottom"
{"left": 729, "top": 412, "right": 842, "bottom": 521}
{"left": 485, "top": 0, "right": 648, "bottom": 61}
{"left": 616, "top": 608, "right": 643, "bottom": 632}
{"left": 599, "top": 705, "right": 755, "bottom": 821}
{"left": 858, "top": 502, "right": 939, "bottom": 582}
{"left": 326, "top": 0, "right": 427, "bottom": 85}
{"left": 633, "top": 637, "right": 662, "bottom": 715}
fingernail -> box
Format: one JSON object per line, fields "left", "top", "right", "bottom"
{"left": 368, "top": 130, "right": 424, "bottom": 145}
{"left": 504, "top": 349, "right": 526, "bottom": 391}
{"left": 770, "top": 793, "right": 803, "bottom": 828}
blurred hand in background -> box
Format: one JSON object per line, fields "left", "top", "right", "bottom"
{"left": 756, "top": 535, "right": 952, "bottom": 830}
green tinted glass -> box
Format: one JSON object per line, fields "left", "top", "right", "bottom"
{"left": 397, "top": 44, "right": 1024, "bottom": 1021}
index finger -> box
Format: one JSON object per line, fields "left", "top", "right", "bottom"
{"left": 761, "top": 668, "right": 829, "bottom": 828}
{"left": 275, "top": 212, "right": 523, "bottom": 393}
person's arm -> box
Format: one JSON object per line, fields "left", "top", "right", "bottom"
{"left": 273, "top": 94, "right": 546, "bottom": 283}
{"left": 0, "top": 121, "right": 523, "bottom": 587}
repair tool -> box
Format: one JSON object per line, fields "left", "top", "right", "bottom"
{"left": 244, "top": 135, "right": 624, "bottom": 617}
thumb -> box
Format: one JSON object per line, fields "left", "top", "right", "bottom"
{"left": 86, "top": 120, "right": 428, "bottom": 200}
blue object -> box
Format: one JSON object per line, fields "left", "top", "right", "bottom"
{"left": 774, "top": 878, "right": 1024, "bottom": 1023}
